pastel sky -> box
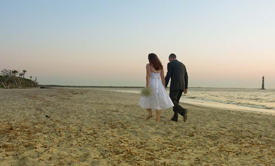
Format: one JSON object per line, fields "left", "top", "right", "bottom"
{"left": 1, "top": 0, "right": 275, "bottom": 88}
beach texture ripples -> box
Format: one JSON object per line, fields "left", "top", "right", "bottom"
{"left": 0, "top": 88, "right": 274, "bottom": 165}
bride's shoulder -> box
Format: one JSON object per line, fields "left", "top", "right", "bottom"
{"left": 146, "top": 63, "right": 151, "bottom": 70}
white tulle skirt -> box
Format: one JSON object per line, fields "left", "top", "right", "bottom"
{"left": 139, "top": 74, "right": 174, "bottom": 110}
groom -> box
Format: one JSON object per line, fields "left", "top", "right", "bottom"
{"left": 165, "top": 53, "right": 189, "bottom": 122}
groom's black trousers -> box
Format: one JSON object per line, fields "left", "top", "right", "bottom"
{"left": 170, "top": 90, "right": 186, "bottom": 120}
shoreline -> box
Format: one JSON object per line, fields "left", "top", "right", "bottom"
{"left": 102, "top": 88, "right": 275, "bottom": 116}
{"left": 181, "top": 98, "right": 275, "bottom": 116}
{"left": 19, "top": 87, "right": 275, "bottom": 115}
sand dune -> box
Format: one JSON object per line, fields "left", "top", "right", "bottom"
{"left": 0, "top": 88, "right": 274, "bottom": 165}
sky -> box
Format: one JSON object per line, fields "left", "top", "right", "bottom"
{"left": 1, "top": 0, "right": 275, "bottom": 88}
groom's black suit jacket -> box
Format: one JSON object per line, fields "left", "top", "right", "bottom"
{"left": 165, "top": 59, "right": 188, "bottom": 91}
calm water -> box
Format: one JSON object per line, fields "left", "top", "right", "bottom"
{"left": 184, "top": 87, "right": 275, "bottom": 110}
{"left": 108, "top": 87, "right": 275, "bottom": 112}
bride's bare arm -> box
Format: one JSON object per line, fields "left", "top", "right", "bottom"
{"left": 146, "top": 64, "right": 151, "bottom": 87}
{"left": 160, "top": 69, "right": 165, "bottom": 87}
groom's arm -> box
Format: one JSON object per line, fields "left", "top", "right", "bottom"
{"left": 165, "top": 63, "right": 172, "bottom": 88}
{"left": 184, "top": 65, "right": 188, "bottom": 94}
{"left": 184, "top": 66, "right": 188, "bottom": 89}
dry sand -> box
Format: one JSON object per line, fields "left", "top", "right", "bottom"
{"left": 0, "top": 88, "right": 274, "bottom": 166}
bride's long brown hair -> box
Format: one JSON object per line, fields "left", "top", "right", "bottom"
{"left": 148, "top": 53, "right": 163, "bottom": 71}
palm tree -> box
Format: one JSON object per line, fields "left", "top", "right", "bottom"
{"left": 22, "top": 70, "right": 27, "bottom": 78}
{"left": 12, "top": 70, "right": 18, "bottom": 76}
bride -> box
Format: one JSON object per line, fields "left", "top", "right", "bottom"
{"left": 139, "top": 53, "right": 174, "bottom": 122}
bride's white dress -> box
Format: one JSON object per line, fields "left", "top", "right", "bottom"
{"left": 139, "top": 72, "right": 174, "bottom": 110}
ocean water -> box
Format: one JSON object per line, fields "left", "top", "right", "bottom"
{"left": 107, "top": 87, "right": 275, "bottom": 114}
{"left": 182, "top": 87, "right": 275, "bottom": 112}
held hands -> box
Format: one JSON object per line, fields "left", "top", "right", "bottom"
{"left": 184, "top": 89, "right": 188, "bottom": 94}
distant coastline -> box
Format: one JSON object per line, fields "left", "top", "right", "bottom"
{"left": 38, "top": 85, "right": 274, "bottom": 90}
{"left": 39, "top": 85, "right": 144, "bottom": 89}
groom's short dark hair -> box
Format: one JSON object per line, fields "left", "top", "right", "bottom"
{"left": 169, "top": 53, "right": 176, "bottom": 59}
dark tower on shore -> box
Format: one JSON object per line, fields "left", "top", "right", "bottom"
{"left": 261, "top": 76, "right": 265, "bottom": 90}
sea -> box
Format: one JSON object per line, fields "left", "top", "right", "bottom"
{"left": 107, "top": 87, "right": 275, "bottom": 115}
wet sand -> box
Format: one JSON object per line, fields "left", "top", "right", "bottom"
{"left": 0, "top": 88, "right": 274, "bottom": 165}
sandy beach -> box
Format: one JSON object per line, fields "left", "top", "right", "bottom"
{"left": 0, "top": 88, "right": 274, "bottom": 166}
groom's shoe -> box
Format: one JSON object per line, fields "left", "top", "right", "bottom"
{"left": 171, "top": 118, "right": 178, "bottom": 122}
{"left": 183, "top": 109, "right": 188, "bottom": 122}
